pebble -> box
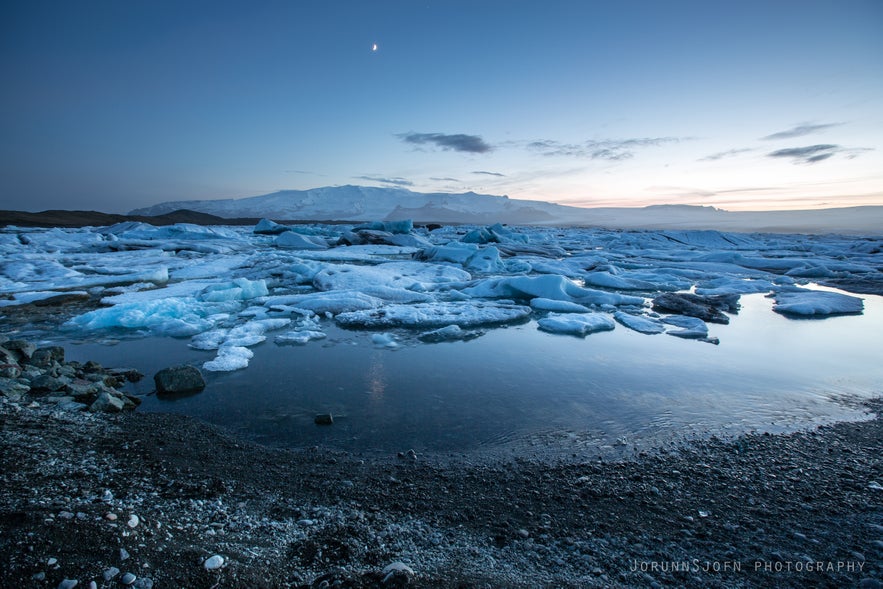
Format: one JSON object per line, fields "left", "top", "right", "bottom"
{"left": 89, "top": 582, "right": 97, "bottom": 589}
{"left": 58, "top": 511, "right": 75, "bottom": 520}
{"left": 120, "top": 548, "right": 130, "bottom": 561}
{"left": 106, "top": 512, "right": 118, "bottom": 521}
{"left": 103, "top": 567, "right": 120, "bottom": 581}
{"left": 381, "top": 561, "right": 414, "bottom": 584}
{"left": 297, "top": 519, "right": 316, "bottom": 527}
{"left": 204, "top": 554, "right": 225, "bottom": 570}
{"left": 121, "top": 572, "right": 136, "bottom": 585}
{"left": 32, "top": 572, "right": 46, "bottom": 581}
{"left": 47, "top": 557, "right": 58, "bottom": 565}
{"left": 127, "top": 514, "right": 140, "bottom": 528}
{"left": 516, "top": 529, "right": 530, "bottom": 539}
{"left": 102, "top": 489, "right": 114, "bottom": 502}
{"left": 57, "top": 580, "right": 78, "bottom": 589}
{"left": 133, "top": 579, "right": 153, "bottom": 589}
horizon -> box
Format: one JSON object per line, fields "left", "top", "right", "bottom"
{"left": 1, "top": 1, "right": 882, "bottom": 214}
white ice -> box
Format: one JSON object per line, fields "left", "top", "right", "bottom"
{"left": 336, "top": 301, "right": 532, "bottom": 328}
{"left": 773, "top": 290, "right": 864, "bottom": 317}
{"left": 537, "top": 312, "right": 616, "bottom": 336}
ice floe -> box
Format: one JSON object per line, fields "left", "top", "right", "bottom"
{"left": 772, "top": 290, "right": 864, "bottom": 317}
{"left": 537, "top": 312, "right": 616, "bottom": 336}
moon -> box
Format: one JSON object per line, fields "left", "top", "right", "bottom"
{"left": 372, "top": 43, "right": 378, "bottom": 52}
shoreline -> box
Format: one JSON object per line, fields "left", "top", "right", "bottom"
{"left": 1, "top": 392, "right": 880, "bottom": 588}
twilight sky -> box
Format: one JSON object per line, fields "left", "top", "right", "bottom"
{"left": 1, "top": 0, "right": 881, "bottom": 213}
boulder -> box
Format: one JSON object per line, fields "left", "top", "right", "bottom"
{"left": 154, "top": 365, "right": 206, "bottom": 395}
{"left": 90, "top": 391, "right": 125, "bottom": 412}
{"left": 651, "top": 293, "right": 739, "bottom": 324}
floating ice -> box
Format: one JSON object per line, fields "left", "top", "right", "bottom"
{"left": 415, "top": 243, "right": 506, "bottom": 273}
{"left": 199, "top": 278, "right": 269, "bottom": 302}
{"left": 530, "top": 298, "right": 591, "bottom": 313}
{"left": 371, "top": 333, "right": 399, "bottom": 347}
{"left": 67, "top": 297, "right": 214, "bottom": 337}
{"left": 463, "top": 275, "right": 644, "bottom": 307}
{"left": 203, "top": 345, "right": 253, "bottom": 372}
{"left": 274, "top": 232, "right": 329, "bottom": 250}
{"left": 418, "top": 324, "right": 483, "bottom": 342}
{"left": 336, "top": 301, "right": 532, "bottom": 328}
{"left": 537, "top": 312, "right": 616, "bottom": 336}
{"left": 773, "top": 290, "right": 864, "bottom": 317}
{"left": 313, "top": 261, "right": 470, "bottom": 292}
{"left": 354, "top": 219, "right": 414, "bottom": 234}
{"left": 263, "top": 291, "right": 384, "bottom": 315}
{"left": 661, "top": 315, "right": 709, "bottom": 339}
{"left": 275, "top": 330, "right": 327, "bottom": 345}
{"left": 614, "top": 311, "right": 666, "bottom": 334}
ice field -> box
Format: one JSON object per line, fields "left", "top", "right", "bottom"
{"left": 2, "top": 220, "right": 882, "bottom": 454}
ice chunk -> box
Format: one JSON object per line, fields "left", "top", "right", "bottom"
{"left": 418, "top": 325, "right": 483, "bottom": 342}
{"left": 773, "top": 290, "right": 863, "bottom": 317}
{"left": 313, "top": 261, "right": 470, "bottom": 292}
{"left": 530, "top": 298, "right": 591, "bottom": 313}
{"left": 274, "top": 232, "right": 329, "bottom": 250}
{"left": 203, "top": 345, "right": 253, "bottom": 372}
{"left": 371, "top": 333, "right": 399, "bottom": 347}
{"left": 354, "top": 220, "right": 414, "bottom": 234}
{"left": 662, "top": 315, "right": 709, "bottom": 339}
{"left": 463, "top": 275, "right": 644, "bottom": 306}
{"left": 254, "top": 218, "right": 292, "bottom": 235}
{"left": 537, "top": 312, "right": 616, "bottom": 336}
{"left": 263, "top": 291, "right": 384, "bottom": 315}
{"left": 67, "top": 297, "right": 213, "bottom": 337}
{"left": 415, "top": 243, "right": 506, "bottom": 273}
{"left": 336, "top": 301, "right": 532, "bottom": 328}
{"left": 199, "top": 278, "right": 269, "bottom": 302}
{"left": 614, "top": 311, "right": 666, "bottom": 334}
{"left": 275, "top": 330, "right": 327, "bottom": 345}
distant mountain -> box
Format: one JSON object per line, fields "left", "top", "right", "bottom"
{"left": 126, "top": 185, "right": 883, "bottom": 235}
{"left": 0, "top": 208, "right": 246, "bottom": 228}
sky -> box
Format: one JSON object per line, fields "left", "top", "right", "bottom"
{"left": 1, "top": 0, "right": 882, "bottom": 214}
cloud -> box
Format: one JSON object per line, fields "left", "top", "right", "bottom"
{"left": 430, "top": 177, "right": 461, "bottom": 182}
{"left": 527, "top": 137, "right": 682, "bottom": 160}
{"left": 698, "top": 148, "right": 755, "bottom": 162}
{"left": 397, "top": 132, "right": 492, "bottom": 153}
{"left": 473, "top": 170, "right": 506, "bottom": 177}
{"left": 354, "top": 175, "right": 414, "bottom": 187}
{"left": 767, "top": 144, "right": 841, "bottom": 164}
{"left": 761, "top": 123, "right": 843, "bottom": 141}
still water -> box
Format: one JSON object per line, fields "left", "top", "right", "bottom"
{"left": 58, "top": 290, "right": 883, "bottom": 458}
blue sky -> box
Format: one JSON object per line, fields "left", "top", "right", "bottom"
{"left": 1, "top": 0, "right": 881, "bottom": 213}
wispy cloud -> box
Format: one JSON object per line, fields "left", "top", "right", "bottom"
{"left": 765, "top": 144, "right": 873, "bottom": 164}
{"left": 761, "top": 123, "right": 843, "bottom": 141}
{"left": 430, "top": 176, "right": 461, "bottom": 182}
{"left": 473, "top": 170, "right": 506, "bottom": 177}
{"left": 699, "top": 148, "right": 755, "bottom": 162}
{"left": 355, "top": 175, "right": 414, "bottom": 187}
{"left": 397, "top": 132, "right": 492, "bottom": 153}
{"left": 527, "top": 137, "right": 682, "bottom": 160}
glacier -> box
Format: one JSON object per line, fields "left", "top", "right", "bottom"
{"left": 1, "top": 219, "right": 880, "bottom": 374}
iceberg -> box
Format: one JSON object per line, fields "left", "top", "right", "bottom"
{"left": 463, "top": 275, "right": 644, "bottom": 307}
{"left": 335, "top": 301, "right": 532, "bottom": 328}
{"left": 199, "top": 278, "right": 269, "bottom": 302}
{"left": 67, "top": 297, "right": 214, "bottom": 337}
{"left": 537, "top": 312, "right": 616, "bottom": 336}
{"left": 203, "top": 345, "right": 254, "bottom": 372}
{"left": 614, "top": 311, "right": 666, "bottom": 334}
{"left": 772, "top": 290, "right": 863, "bottom": 317}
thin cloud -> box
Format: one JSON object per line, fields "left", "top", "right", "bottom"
{"left": 397, "top": 132, "right": 492, "bottom": 154}
{"left": 527, "top": 137, "right": 682, "bottom": 160}
{"left": 761, "top": 123, "right": 843, "bottom": 141}
{"left": 699, "top": 148, "right": 755, "bottom": 162}
{"left": 354, "top": 175, "right": 414, "bottom": 187}
{"left": 430, "top": 176, "right": 461, "bottom": 182}
{"left": 767, "top": 144, "right": 841, "bottom": 164}
{"left": 473, "top": 170, "right": 506, "bottom": 177}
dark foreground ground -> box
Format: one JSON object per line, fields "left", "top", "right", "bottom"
{"left": 1, "top": 394, "right": 881, "bottom": 589}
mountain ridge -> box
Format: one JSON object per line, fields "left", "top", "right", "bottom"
{"left": 127, "top": 185, "right": 883, "bottom": 235}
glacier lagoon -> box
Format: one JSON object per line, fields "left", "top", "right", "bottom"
{"left": 2, "top": 221, "right": 882, "bottom": 458}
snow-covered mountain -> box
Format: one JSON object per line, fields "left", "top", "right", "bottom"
{"left": 129, "top": 185, "right": 883, "bottom": 235}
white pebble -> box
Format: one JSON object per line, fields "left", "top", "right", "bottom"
{"left": 57, "top": 580, "right": 78, "bottom": 589}
{"left": 47, "top": 557, "right": 58, "bottom": 566}
{"left": 106, "top": 512, "right": 118, "bottom": 521}
{"left": 204, "top": 554, "right": 224, "bottom": 570}
{"left": 103, "top": 567, "right": 120, "bottom": 581}
{"left": 127, "top": 514, "right": 140, "bottom": 528}
{"left": 121, "top": 572, "right": 136, "bottom": 585}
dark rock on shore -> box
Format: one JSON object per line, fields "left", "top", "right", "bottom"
{"left": 153, "top": 365, "right": 206, "bottom": 395}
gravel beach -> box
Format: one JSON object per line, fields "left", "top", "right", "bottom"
{"left": 1, "top": 383, "right": 881, "bottom": 588}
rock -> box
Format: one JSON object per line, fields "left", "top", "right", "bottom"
{"left": 90, "top": 391, "right": 125, "bottom": 413}
{"left": 32, "top": 572, "right": 46, "bottom": 581}
{"left": 29, "top": 374, "right": 68, "bottom": 393}
{"left": 88, "top": 582, "right": 97, "bottom": 589}
{"left": 107, "top": 367, "right": 144, "bottom": 382}
{"left": 517, "top": 528, "right": 530, "bottom": 538}
{"left": 47, "top": 557, "right": 58, "bottom": 565}
{"left": 57, "top": 580, "right": 78, "bottom": 589}
{"left": 33, "top": 292, "right": 91, "bottom": 307}
{"left": 127, "top": 514, "right": 140, "bottom": 528}
{"left": 651, "top": 292, "right": 739, "bottom": 324}
{"left": 153, "top": 365, "right": 206, "bottom": 395}
{"left": 30, "top": 346, "right": 65, "bottom": 366}
{"left": 103, "top": 567, "right": 120, "bottom": 581}
{"left": 4, "top": 339, "right": 36, "bottom": 361}
{"left": 204, "top": 554, "right": 225, "bottom": 570}
{"left": 132, "top": 579, "right": 153, "bottom": 589}
{"left": 121, "top": 572, "right": 136, "bottom": 585}
{"left": 120, "top": 548, "right": 130, "bottom": 561}
{"left": 381, "top": 561, "right": 414, "bottom": 585}
{"left": 0, "top": 346, "right": 21, "bottom": 366}
{"left": 314, "top": 413, "right": 334, "bottom": 425}
{"left": 0, "top": 377, "right": 29, "bottom": 400}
